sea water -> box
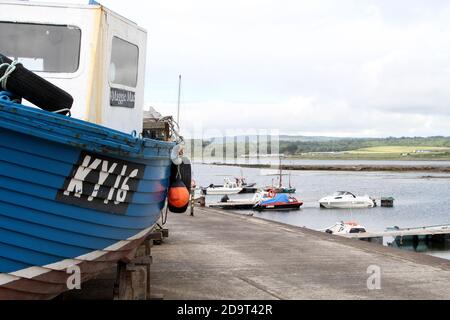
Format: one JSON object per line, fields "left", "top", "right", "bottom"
{"left": 193, "top": 162, "right": 450, "bottom": 260}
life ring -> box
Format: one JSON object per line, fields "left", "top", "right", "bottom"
{"left": 0, "top": 53, "right": 73, "bottom": 113}
{"left": 268, "top": 190, "right": 276, "bottom": 198}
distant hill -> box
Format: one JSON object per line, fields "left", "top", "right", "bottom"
{"left": 278, "top": 136, "right": 450, "bottom": 154}
{"left": 185, "top": 135, "right": 450, "bottom": 157}
{"left": 278, "top": 135, "right": 347, "bottom": 142}
{"left": 187, "top": 134, "right": 347, "bottom": 144}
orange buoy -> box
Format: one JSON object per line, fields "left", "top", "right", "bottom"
{"left": 168, "top": 178, "right": 190, "bottom": 213}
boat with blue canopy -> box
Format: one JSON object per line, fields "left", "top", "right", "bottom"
{"left": 253, "top": 193, "right": 303, "bottom": 212}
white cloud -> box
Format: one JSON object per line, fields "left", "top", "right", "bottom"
{"left": 158, "top": 97, "right": 450, "bottom": 139}
{"left": 54, "top": 0, "right": 450, "bottom": 136}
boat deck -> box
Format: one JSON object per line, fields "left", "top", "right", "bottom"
{"left": 150, "top": 207, "right": 450, "bottom": 299}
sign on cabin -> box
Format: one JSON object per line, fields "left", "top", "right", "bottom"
{"left": 110, "top": 88, "right": 135, "bottom": 108}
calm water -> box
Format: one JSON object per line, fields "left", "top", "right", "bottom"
{"left": 192, "top": 163, "right": 450, "bottom": 260}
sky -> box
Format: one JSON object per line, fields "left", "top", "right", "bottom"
{"left": 54, "top": 0, "right": 450, "bottom": 137}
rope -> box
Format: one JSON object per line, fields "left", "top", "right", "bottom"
{"left": 176, "top": 164, "right": 182, "bottom": 179}
{"left": 52, "top": 108, "right": 72, "bottom": 116}
{"left": 161, "top": 204, "right": 169, "bottom": 226}
{"left": 159, "top": 115, "right": 184, "bottom": 143}
{"left": 0, "top": 60, "right": 19, "bottom": 91}
{"left": 0, "top": 90, "right": 21, "bottom": 104}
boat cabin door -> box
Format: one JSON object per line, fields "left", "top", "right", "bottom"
{"left": 99, "top": 10, "right": 147, "bottom": 134}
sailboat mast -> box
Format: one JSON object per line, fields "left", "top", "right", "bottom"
{"left": 279, "top": 155, "right": 282, "bottom": 188}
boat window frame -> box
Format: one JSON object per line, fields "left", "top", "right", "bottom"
{"left": 108, "top": 36, "right": 140, "bottom": 90}
{"left": 0, "top": 21, "right": 82, "bottom": 75}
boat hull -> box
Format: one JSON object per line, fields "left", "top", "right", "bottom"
{"left": 0, "top": 99, "right": 174, "bottom": 299}
{"left": 0, "top": 227, "right": 151, "bottom": 300}
{"left": 238, "top": 187, "right": 258, "bottom": 194}
{"left": 205, "top": 188, "right": 242, "bottom": 195}
{"left": 209, "top": 201, "right": 257, "bottom": 210}
{"left": 264, "top": 187, "right": 296, "bottom": 194}
{"left": 253, "top": 203, "right": 303, "bottom": 212}
{"left": 319, "top": 201, "right": 374, "bottom": 209}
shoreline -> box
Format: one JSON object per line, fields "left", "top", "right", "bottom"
{"left": 206, "top": 162, "right": 450, "bottom": 172}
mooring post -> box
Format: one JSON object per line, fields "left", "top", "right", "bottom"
{"left": 190, "top": 189, "right": 194, "bottom": 216}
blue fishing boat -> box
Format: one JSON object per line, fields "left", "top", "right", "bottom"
{"left": 0, "top": 96, "right": 173, "bottom": 299}
{"left": 0, "top": 1, "right": 184, "bottom": 299}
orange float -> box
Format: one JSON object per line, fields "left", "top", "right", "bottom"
{"left": 168, "top": 178, "right": 190, "bottom": 213}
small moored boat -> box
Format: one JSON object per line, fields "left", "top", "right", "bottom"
{"left": 209, "top": 192, "right": 265, "bottom": 210}
{"left": 263, "top": 156, "right": 296, "bottom": 194}
{"left": 325, "top": 222, "right": 367, "bottom": 235}
{"left": 253, "top": 193, "right": 303, "bottom": 212}
{"left": 319, "top": 191, "right": 376, "bottom": 209}
{"left": 264, "top": 186, "right": 296, "bottom": 194}
{"left": 203, "top": 178, "right": 243, "bottom": 195}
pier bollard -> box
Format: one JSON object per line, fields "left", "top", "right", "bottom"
{"left": 190, "top": 189, "right": 194, "bottom": 216}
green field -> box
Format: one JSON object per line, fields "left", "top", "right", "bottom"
{"left": 187, "top": 136, "right": 450, "bottom": 161}
{"left": 289, "top": 146, "right": 450, "bottom": 161}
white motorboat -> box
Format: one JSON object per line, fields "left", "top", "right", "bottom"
{"left": 209, "top": 192, "right": 265, "bottom": 210}
{"left": 324, "top": 221, "right": 367, "bottom": 235}
{"left": 204, "top": 178, "right": 243, "bottom": 195}
{"left": 319, "top": 191, "right": 376, "bottom": 209}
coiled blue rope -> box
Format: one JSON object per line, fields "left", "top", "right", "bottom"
{"left": 0, "top": 90, "right": 20, "bottom": 103}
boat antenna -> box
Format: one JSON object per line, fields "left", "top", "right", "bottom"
{"left": 177, "top": 74, "right": 182, "bottom": 127}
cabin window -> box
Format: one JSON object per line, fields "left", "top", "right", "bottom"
{"left": 109, "top": 37, "right": 139, "bottom": 88}
{"left": 0, "top": 22, "right": 81, "bottom": 73}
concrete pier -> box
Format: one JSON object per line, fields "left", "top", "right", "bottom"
{"left": 150, "top": 208, "right": 450, "bottom": 300}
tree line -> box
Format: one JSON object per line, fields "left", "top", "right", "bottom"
{"left": 279, "top": 136, "right": 450, "bottom": 155}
